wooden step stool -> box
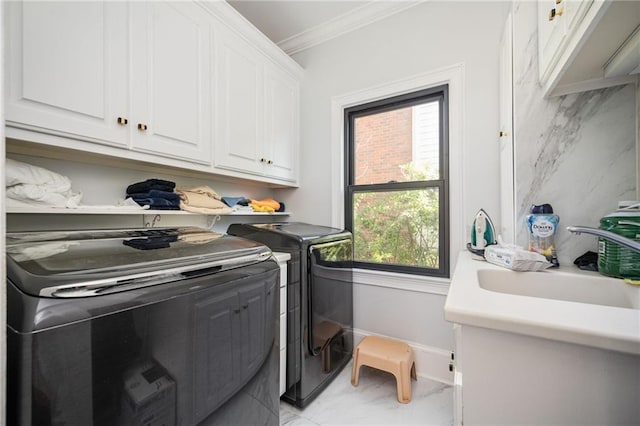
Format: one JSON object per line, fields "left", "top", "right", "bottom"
{"left": 351, "top": 335, "right": 417, "bottom": 403}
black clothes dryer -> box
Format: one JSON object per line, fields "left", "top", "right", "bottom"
{"left": 6, "top": 227, "right": 280, "bottom": 426}
{"left": 227, "top": 222, "right": 353, "bottom": 408}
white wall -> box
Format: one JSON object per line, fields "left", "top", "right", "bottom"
{"left": 279, "top": 2, "right": 510, "bottom": 232}
{"left": 275, "top": 1, "right": 510, "bottom": 363}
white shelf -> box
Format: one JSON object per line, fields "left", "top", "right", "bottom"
{"left": 6, "top": 206, "right": 290, "bottom": 216}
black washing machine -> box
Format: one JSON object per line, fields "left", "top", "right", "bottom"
{"left": 6, "top": 227, "right": 280, "bottom": 425}
{"left": 227, "top": 222, "right": 353, "bottom": 408}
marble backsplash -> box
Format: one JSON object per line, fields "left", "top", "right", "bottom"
{"left": 512, "top": 2, "right": 637, "bottom": 266}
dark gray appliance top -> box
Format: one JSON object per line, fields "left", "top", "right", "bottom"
{"left": 6, "top": 227, "right": 272, "bottom": 298}
{"left": 227, "top": 222, "right": 352, "bottom": 251}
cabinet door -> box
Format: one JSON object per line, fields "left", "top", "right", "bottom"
{"left": 130, "top": 1, "right": 212, "bottom": 164}
{"left": 263, "top": 66, "right": 299, "bottom": 183}
{"left": 499, "top": 12, "right": 515, "bottom": 245}
{"left": 194, "top": 291, "right": 241, "bottom": 423}
{"left": 537, "top": 0, "right": 567, "bottom": 80}
{"left": 237, "top": 280, "right": 267, "bottom": 379}
{"left": 214, "top": 26, "right": 265, "bottom": 176}
{"left": 5, "top": 1, "right": 129, "bottom": 147}
{"left": 564, "top": 0, "right": 594, "bottom": 32}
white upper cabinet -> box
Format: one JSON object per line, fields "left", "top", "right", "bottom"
{"left": 130, "top": 1, "right": 211, "bottom": 164}
{"left": 214, "top": 25, "right": 299, "bottom": 184}
{"left": 214, "top": 27, "right": 265, "bottom": 176}
{"left": 5, "top": 1, "right": 129, "bottom": 147}
{"left": 537, "top": 0, "right": 594, "bottom": 86}
{"left": 537, "top": 0, "right": 640, "bottom": 97}
{"left": 263, "top": 65, "right": 299, "bottom": 183}
{"left": 5, "top": 0, "right": 302, "bottom": 186}
{"left": 537, "top": 0, "right": 569, "bottom": 82}
{"left": 6, "top": 1, "right": 211, "bottom": 164}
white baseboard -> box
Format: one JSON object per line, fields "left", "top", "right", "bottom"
{"left": 353, "top": 329, "right": 454, "bottom": 386}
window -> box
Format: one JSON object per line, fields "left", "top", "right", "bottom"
{"left": 344, "top": 85, "right": 449, "bottom": 277}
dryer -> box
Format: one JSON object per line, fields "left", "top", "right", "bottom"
{"left": 228, "top": 222, "right": 353, "bottom": 408}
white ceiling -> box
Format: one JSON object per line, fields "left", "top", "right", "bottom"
{"left": 226, "top": 0, "right": 422, "bottom": 55}
{"left": 226, "top": 1, "right": 368, "bottom": 44}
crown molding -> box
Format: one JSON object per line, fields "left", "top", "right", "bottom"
{"left": 198, "top": 0, "right": 304, "bottom": 78}
{"left": 277, "top": 1, "right": 424, "bottom": 56}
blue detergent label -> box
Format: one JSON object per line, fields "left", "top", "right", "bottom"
{"left": 526, "top": 214, "right": 560, "bottom": 267}
{"left": 528, "top": 215, "right": 558, "bottom": 237}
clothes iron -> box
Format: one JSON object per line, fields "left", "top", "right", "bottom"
{"left": 467, "top": 208, "right": 497, "bottom": 257}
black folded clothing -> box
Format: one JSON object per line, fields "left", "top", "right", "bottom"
{"left": 126, "top": 179, "right": 176, "bottom": 195}
{"left": 128, "top": 197, "right": 181, "bottom": 209}
{"left": 128, "top": 190, "right": 181, "bottom": 203}
{"left": 123, "top": 236, "right": 178, "bottom": 250}
{"left": 145, "top": 205, "right": 180, "bottom": 210}
{"left": 132, "top": 198, "right": 180, "bottom": 210}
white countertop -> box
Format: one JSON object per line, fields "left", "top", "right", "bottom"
{"left": 444, "top": 250, "right": 640, "bottom": 355}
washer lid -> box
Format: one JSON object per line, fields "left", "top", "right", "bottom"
{"left": 6, "top": 227, "right": 272, "bottom": 297}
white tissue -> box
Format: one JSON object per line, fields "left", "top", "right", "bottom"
{"left": 484, "top": 239, "right": 552, "bottom": 272}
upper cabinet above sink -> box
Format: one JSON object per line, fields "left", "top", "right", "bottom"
{"left": 538, "top": 0, "right": 640, "bottom": 97}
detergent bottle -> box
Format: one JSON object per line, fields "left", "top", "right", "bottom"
{"left": 526, "top": 203, "right": 560, "bottom": 267}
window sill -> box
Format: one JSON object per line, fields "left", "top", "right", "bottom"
{"left": 352, "top": 268, "right": 450, "bottom": 296}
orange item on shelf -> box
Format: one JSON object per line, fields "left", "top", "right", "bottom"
{"left": 250, "top": 198, "right": 280, "bottom": 213}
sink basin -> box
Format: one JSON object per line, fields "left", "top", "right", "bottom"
{"left": 478, "top": 268, "right": 639, "bottom": 309}
{"left": 445, "top": 251, "right": 640, "bottom": 355}
{"left": 446, "top": 252, "right": 640, "bottom": 425}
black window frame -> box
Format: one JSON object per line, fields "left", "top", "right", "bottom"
{"left": 344, "top": 85, "right": 450, "bottom": 278}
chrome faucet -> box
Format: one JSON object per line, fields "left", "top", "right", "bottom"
{"left": 567, "top": 226, "right": 640, "bottom": 254}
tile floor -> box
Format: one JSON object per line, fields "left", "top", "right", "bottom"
{"left": 279, "top": 361, "right": 453, "bottom": 425}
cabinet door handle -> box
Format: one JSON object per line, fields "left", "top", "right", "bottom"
{"left": 117, "top": 117, "right": 128, "bottom": 125}
{"left": 242, "top": 304, "right": 248, "bottom": 309}
{"left": 548, "top": 7, "right": 563, "bottom": 21}
{"left": 499, "top": 131, "right": 508, "bottom": 137}
{"left": 267, "top": 159, "right": 273, "bottom": 165}
{"left": 138, "top": 123, "right": 148, "bottom": 131}
{"left": 260, "top": 158, "right": 266, "bottom": 163}
{"left": 233, "top": 308, "right": 241, "bottom": 313}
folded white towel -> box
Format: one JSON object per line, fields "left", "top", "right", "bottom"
{"left": 5, "top": 158, "right": 82, "bottom": 207}
{"left": 6, "top": 158, "right": 71, "bottom": 191}
{"left": 6, "top": 184, "right": 82, "bottom": 208}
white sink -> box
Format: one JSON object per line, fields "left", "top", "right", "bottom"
{"left": 448, "top": 253, "right": 640, "bottom": 426}
{"left": 477, "top": 268, "right": 639, "bottom": 309}
{"left": 444, "top": 251, "right": 640, "bottom": 355}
